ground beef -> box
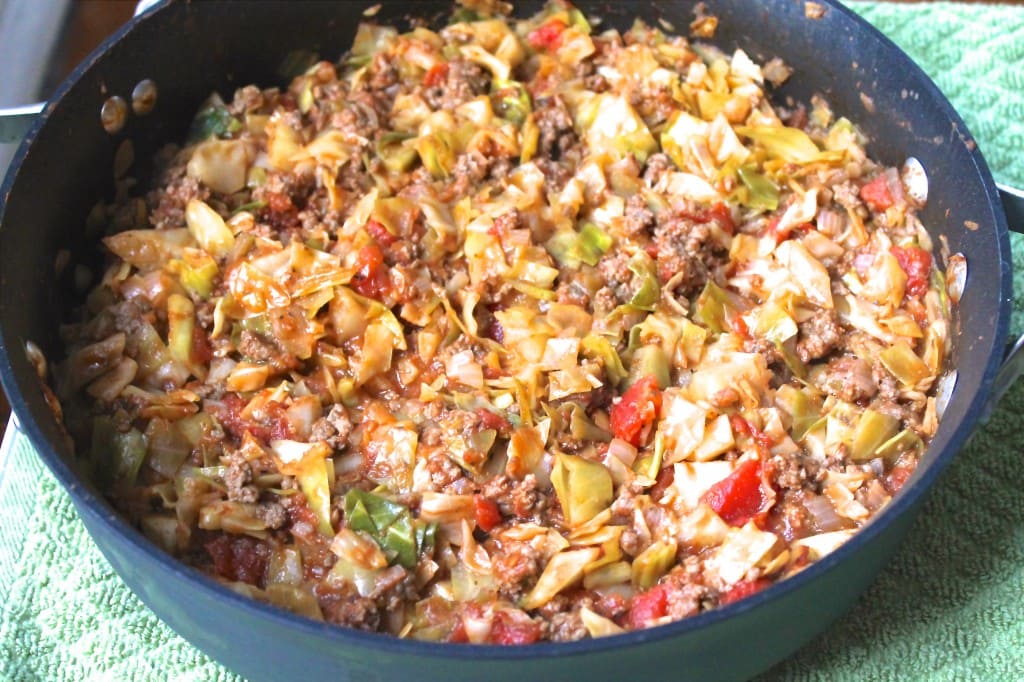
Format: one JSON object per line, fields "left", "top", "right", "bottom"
{"left": 222, "top": 449, "right": 258, "bottom": 503}
{"left": 832, "top": 180, "right": 864, "bottom": 214}
{"left": 596, "top": 250, "right": 635, "bottom": 303}
{"left": 765, "top": 492, "right": 811, "bottom": 543}
{"left": 592, "top": 286, "right": 619, "bottom": 315}
{"left": 533, "top": 157, "right": 575, "bottom": 193}
{"left": 533, "top": 96, "right": 577, "bottom": 161}
{"left": 309, "top": 403, "right": 354, "bottom": 451}
{"left": 492, "top": 208, "right": 522, "bottom": 235}
{"left": 769, "top": 452, "right": 818, "bottom": 493}
{"left": 820, "top": 355, "right": 878, "bottom": 403}
{"left": 316, "top": 584, "right": 382, "bottom": 631}
{"left": 872, "top": 398, "right": 923, "bottom": 433}
{"left": 421, "top": 445, "right": 473, "bottom": 494}
{"left": 556, "top": 280, "right": 590, "bottom": 307}
{"left": 457, "top": 151, "right": 491, "bottom": 187}
{"left": 651, "top": 209, "right": 718, "bottom": 297}
{"left": 237, "top": 330, "right": 298, "bottom": 373}
{"left": 795, "top": 310, "right": 843, "bottom": 363}
{"left": 424, "top": 59, "right": 490, "bottom": 110}
{"left": 546, "top": 610, "right": 587, "bottom": 642}
{"left": 148, "top": 175, "right": 209, "bottom": 230}
{"left": 480, "top": 474, "right": 547, "bottom": 520}
{"left": 490, "top": 538, "right": 541, "bottom": 593}
{"left": 624, "top": 194, "right": 655, "bottom": 237}
{"left": 642, "top": 152, "right": 672, "bottom": 186}
{"left": 369, "top": 51, "right": 399, "bottom": 91}
{"left": 255, "top": 500, "right": 288, "bottom": 529}
{"left": 252, "top": 170, "right": 317, "bottom": 233}
{"left": 662, "top": 571, "right": 706, "bottom": 620}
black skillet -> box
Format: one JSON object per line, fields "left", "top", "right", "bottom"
{"left": 0, "top": 1, "right": 1016, "bottom": 680}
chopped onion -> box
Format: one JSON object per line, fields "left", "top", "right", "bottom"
{"left": 606, "top": 438, "right": 639, "bottom": 467}
{"left": 446, "top": 349, "right": 484, "bottom": 389}
{"left": 802, "top": 493, "right": 845, "bottom": 533}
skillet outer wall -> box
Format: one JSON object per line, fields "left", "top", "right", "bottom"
{"left": 0, "top": 1, "right": 1010, "bottom": 680}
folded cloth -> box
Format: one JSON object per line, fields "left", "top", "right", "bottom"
{"left": 1, "top": 3, "right": 1022, "bottom": 680}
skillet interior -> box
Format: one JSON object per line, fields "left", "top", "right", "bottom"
{"left": 0, "top": 1, "right": 1010, "bottom": 679}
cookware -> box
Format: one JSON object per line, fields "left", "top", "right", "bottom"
{"left": 0, "top": 1, "right": 1015, "bottom": 679}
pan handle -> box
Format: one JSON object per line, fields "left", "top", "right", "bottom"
{"left": 0, "top": 103, "right": 45, "bottom": 144}
{"left": 0, "top": 2, "right": 159, "bottom": 146}
{"left": 999, "top": 184, "right": 1024, "bottom": 235}
{"left": 987, "top": 183, "right": 1024, "bottom": 416}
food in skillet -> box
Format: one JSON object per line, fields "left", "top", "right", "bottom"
{"left": 53, "top": 0, "right": 956, "bottom": 643}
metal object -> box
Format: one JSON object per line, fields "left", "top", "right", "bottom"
{"left": 0, "top": 102, "right": 44, "bottom": 143}
{"left": 999, "top": 184, "right": 1024, "bottom": 235}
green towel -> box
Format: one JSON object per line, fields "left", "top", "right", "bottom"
{"left": 1, "top": 3, "right": 1023, "bottom": 680}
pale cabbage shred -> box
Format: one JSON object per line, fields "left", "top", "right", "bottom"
{"left": 57, "top": 1, "right": 954, "bottom": 643}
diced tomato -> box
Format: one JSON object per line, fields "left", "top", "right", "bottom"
{"left": 905, "top": 297, "right": 928, "bottom": 326}
{"left": 752, "top": 429, "right": 774, "bottom": 453}
{"left": 476, "top": 407, "right": 512, "bottom": 435}
{"left": 204, "top": 534, "right": 269, "bottom": 586}
{"left": 423, "top": 62, "right": 449, "bottom": 88}
{"left": 883, "top": 464, "right": 914, "bottom": 494}
{"left": 527, "top": 18, "right": 567, "bottom": 50}
{"left": 649, "top": 465, "right": 676, "bottom": 502}
{"left": 719, "top": 578, "right": 772, "bottom": 606}
{"left": 447, "top": 616, "right": 470, "bottom": 643}
{"left": 191, "top": 323, "right": 213, "bottom": 365}
{"left": 726, "top": 311, "right": 749, "bottom": 338}
{"left": 701, "top": 457, "right": 774, "bottom": 527}
{"left": 473, "top": 495, "right": 503, "bottom": 532}
{"left": 765, "top": 215, "right": 812, "bottom": 245}
{"left": 625, "top": 583, "right": 669, "bottom": 629}
{"left": 266, "top": 191, "right": 295, "bottom": 214}
{"left": 728, "top": 414, "right": 773, "bottom": 454}
{"left": 215, "top": 394, "right": 294, "bottom": 443}
{"left": 729, "top": 414, "right": 751, "bottom": 438}
{"left": 708, "top": 202, "right": 735, "bottom": 235}
{"left": 609, "top": 375, "right": 663, "bottom": 447}
{"left": 350, "top": 243, "right": 392, "bottom": 300}
{"left": 490, "top": 612, "right": 541, "bottom": 645}
{"left": 891, "top": 245, "right": 932, "bottom": 298}
{"left": 859, "top": 175, "right": 895, "bottom": 212}
{"left": 264, "top": 189, "right": 299, "bottom": 230}
{"left": 365, "top": 219, "right": 398, "bottom": 247}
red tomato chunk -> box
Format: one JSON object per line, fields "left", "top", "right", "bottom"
{"left": 423, "top": 62, "right": 449, "bottom": 88}
{"left": 702, "top": 458, "right": 773, "bottom": 527}
{"left": 473, "top": 495, "right": 503, "bottom": 532}
{"left": 490, "top": 612, "right": 541, "bottom": 645}
{"left": 365, "top": 218, "right": 398, "bottom": 247}
{"left": 351, "top": 243, "right": 391, "bottom": 299}
{"left": 205, "top": 535, "right": 269, "bottom": 586}
{"left": 527, "top": 19, "right": 566, "bottom": 50}
{"left": 719, "top": 578, "right": 772, "bottom": 606}
{"left": 609, "top": 375, "right": 663, "bottom": 447}
{"left": 626, "top": 583, "right": 668, "bottom": 629}
{"left": 891, "top": 245, "right": 932, "bottom": 298}
{"left": 859, "top": 175, "right": 895, "bottom": 212}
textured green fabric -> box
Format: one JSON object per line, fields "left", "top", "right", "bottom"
{"left": 1, "top": 3, "right": 1023, "bottom": 680}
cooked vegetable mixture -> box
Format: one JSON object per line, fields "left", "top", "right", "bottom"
{"left": 55, "top": 1, "right": 957, "bottom": 643}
